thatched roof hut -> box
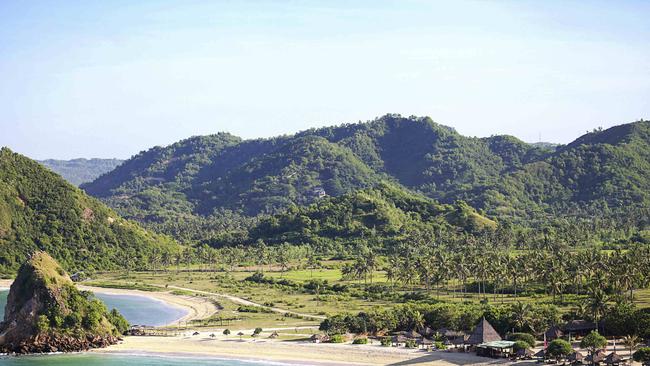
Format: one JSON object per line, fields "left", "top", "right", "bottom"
{"left": 604, "top": 352, "right": 623, "bottom": 365}
{"left": 406, "top": 329, "right": 422, "bottom": 339}
{"left": 467, "top": 317, "right": 502, "bottom": 345}
{"left": 568, "top": 351, "right": 584, "bottom": 363}
{"left": 564, "top": 320, "right": 597, "bottom": 333}
{"left": 545, "top": 324, "right": 564, "bottom": 340}
{"left": 585, "top": 350, "right": 606, "bottom": 364}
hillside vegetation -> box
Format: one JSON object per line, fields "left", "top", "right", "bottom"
{"left": 81, "top": 115, "right": 650, "bottom": 244}
{"left": 0, "top": 148, "right": 178, "bottom": 275}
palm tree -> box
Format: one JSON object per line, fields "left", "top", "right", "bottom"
{"left": 622, "top": 334, "right": 640, "bottom": 358}
{"left": 587, "top": 287, "right": 609, "bottom": 332}
{"left": 511, "top": 301, "right": 535, "bottom": 333}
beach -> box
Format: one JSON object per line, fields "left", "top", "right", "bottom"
{"left": 99, "top": 331, "right": 509, "bottom": 366}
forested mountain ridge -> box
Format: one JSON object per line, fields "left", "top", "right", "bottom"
{"left": 81, "top": 115, "right": 650, "bottom": 243}
{"left": 39, "top": 158, "right": 124, "bottom": 186}
{"left": 0, "top": 147, "right": 178, "bottom": 275}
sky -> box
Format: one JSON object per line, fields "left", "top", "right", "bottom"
{"left": 1, "top": 1, "right": 648, "bottom": 159}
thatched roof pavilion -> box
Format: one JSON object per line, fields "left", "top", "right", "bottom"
{"left": 467, "top": 317, "right": 502, "bottom": 345}
{"left": 564, "top": 320, "right": 597, "bottom": 334}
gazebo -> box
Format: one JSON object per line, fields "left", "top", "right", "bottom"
{"left": 468, "top": 318, "right": 502, "bottom": 345}
{"left": 476, "top": 340, "right": 516, "bottom": 358}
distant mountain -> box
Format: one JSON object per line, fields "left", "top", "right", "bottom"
{"left": 39, "top": 158, "right": 124, "bottom": 186}
{"left": 0, "top": 148, "right": 177, "bottom": 275}
{"left": 81, "top": 115, "right": 650, "bottom": 242}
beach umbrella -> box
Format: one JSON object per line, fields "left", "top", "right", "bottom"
{"left": 237, "top": 331, "right": 244, "bottom": 340}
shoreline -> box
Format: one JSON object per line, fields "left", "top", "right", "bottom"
{"left": 97, "top": 332, "right": 509, "bottom": 366}
{"left": 0, "top": 280, "right": 217, "bottom": 326}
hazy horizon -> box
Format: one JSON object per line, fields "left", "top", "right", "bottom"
{"left": 2, "top": 1, "right": 648, "bottom": 160}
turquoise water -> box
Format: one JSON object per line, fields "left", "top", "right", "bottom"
{"left": 0, "top": 290, "right": 186, "bottom": 327}
{"left": 0, "top": 354, "right": 283, "bottom": 365}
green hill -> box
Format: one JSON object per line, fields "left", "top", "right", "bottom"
{"left": 81, "top": 115, "right": 650, "bottom": 243}
{"left": 0, "top": 147, "right": 178, "bottom": 275}
{"left": 39, "top": 158, "right": 124, "bottom": 186}
{"left": 249, "top": 182, "right": 496, "bottom": 249}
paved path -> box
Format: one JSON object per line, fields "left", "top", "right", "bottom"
{"left": 164, "top": 284, "right": 326, "bottom": 321}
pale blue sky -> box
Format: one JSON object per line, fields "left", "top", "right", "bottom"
{"left": 1, "top": 1, "right": 648, "bottom": 159}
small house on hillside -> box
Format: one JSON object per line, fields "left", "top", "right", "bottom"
{"left": 311, "top": 187, "right": 327, "bottom": 199}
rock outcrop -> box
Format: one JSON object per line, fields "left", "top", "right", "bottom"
{"left": 0, "top": 251, "right": 128, "bottom": 354}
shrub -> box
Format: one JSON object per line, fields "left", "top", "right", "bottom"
{"left": 380, "top": 336, "right": 392, "bottom": 347}
{"left": 507, "top": 333, "right": 536, "bottom": 348}
{"left": 253, "top": 327, "right": 263, "bottom": 335}
{"left": 513, "top": 341, "right": 530, "bottom": 351}
{"left": 223, "top": 329, "right": 231, "bottom": 335}
{"left": 353, "top": 337, "right": 368, "bottom": 344}
{"left": 329, "top": 334, "right": 345, "bottom": 343}
{"left": 434, "top": 341, "right": 447, "bottom": 350}
{"left": 633, "top": 348, "right": 650, "bottom": 365}
{"left": 547, "top": 339, "right": 573, "bottom": 359}
{"left": 405, "top": 339, "right": 417, "bottom": 348}
{"left": 36, "top": 315, "right": 50, "bottom": 332}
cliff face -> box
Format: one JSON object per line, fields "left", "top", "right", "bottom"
{"left": 0, "top": 251, "right": 128, "bottom": 354}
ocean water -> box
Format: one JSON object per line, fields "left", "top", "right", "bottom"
{"left": 0, "top": 290, "right": 187, "bottom": 327}
{"left": 0, "top": 354, "right": 283, "bottom": 365}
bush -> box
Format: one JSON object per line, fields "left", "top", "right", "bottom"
{"left": 405, "top": 339, "right": 417, "bottom": 348}
{"left": 223, "top": 329, "right": 231, "bottom": 335}
{"left": 353, "top": 337, "right": 368, "bottom": 344}
{"left": 507, "top": 333, "right": 536, "bottom": 348}
{"left": 434, "top": 341, "right": 447, "bottom": 350}
{"left": 253, "top": 327, "right": 263, "bottom": 335}
{"left": 633, "top": 348, "right": 650, "bottom": 364}
{"left": 36, "top": 315, "right": 50, "bottom": 332}
{"left": 380, "top": 336, "right": 392, "bottom": 347}
{"left": 329, "top": 334, "right": 345, "bottom": 343}
{"left": 513, "top": 340, "right": 530, "bottom": 351}
{"left": 547, "top": 339, "right": 573, "bottom": 359}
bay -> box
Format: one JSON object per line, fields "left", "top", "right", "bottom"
{"left": 0, "top": 290, "right": 186, "bottom": 327}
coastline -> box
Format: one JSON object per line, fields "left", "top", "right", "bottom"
{"left": 96, "top": 331, "right": 508, "bottom": 366}
{"left": 1, "top": 280, "right": 509, "bottom": 365}
{"left": 0, "top": 280, "right": 217, "bottom": 326}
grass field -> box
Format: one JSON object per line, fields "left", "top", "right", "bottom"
{"left": 90, "top": 260, "right": 650, "bottom": 330}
